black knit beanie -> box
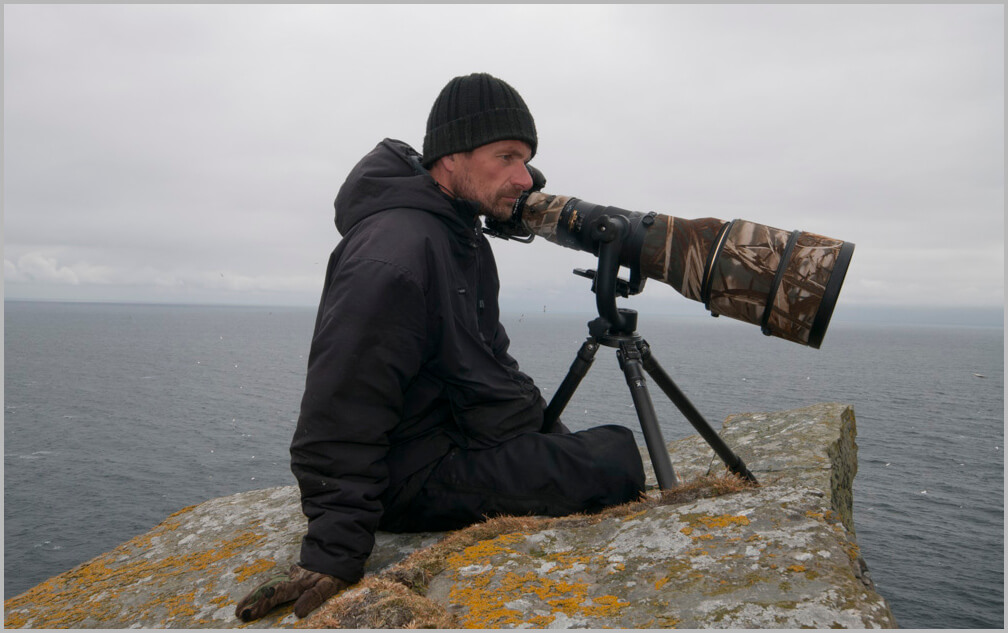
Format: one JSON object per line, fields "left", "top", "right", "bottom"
{"left": 422, "top": 73, "right": 537, "bottom": 168}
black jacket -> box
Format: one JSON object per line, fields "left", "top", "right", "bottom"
{"left": 290, "top": 138, "right": 546, "bottom": 582}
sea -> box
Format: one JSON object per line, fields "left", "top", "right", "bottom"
{"left": 3, "top": 300, "right": 1004, "bottom": 628}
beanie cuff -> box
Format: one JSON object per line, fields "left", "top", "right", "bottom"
{"left": 422, "top": 107, "right": 537, "bottom": 168}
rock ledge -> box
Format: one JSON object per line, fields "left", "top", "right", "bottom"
{"left": 4, "top": 402, "right": 896, "bottom": 628}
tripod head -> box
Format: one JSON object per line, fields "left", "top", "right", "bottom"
{"left": 573, "top": 214, "right": 643, "bottom": 336}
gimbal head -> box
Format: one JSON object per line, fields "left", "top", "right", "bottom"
{"left": 573, "top": 213, "right": 646, "bottom": 335}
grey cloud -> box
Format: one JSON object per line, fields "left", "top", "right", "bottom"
{"left": 3, "top": 4, "right": 1003, "bottom": 313}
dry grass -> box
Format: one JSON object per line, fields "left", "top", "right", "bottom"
{"left": 300, "top": 473, "right": 755, "bottom": 629}
{"left": 298, "top": 577, "right": 454, "bottom": 629}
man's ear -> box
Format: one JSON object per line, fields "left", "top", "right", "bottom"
{"left": 439, "top": 153, "right": 459, "bottom": 174}
{"left": 428, "top": 154, "right": 458, "bottom": 194}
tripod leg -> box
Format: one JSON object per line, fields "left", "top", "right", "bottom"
{"left": 637, "top": 341, "right": 758, "bottom": 484}
{"left": 543, "top": 338, "right": 599, "bottom": 431}
{"left": 618, "top": 341, "right": 680, "bottom": 490}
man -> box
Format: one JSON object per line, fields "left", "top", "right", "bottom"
{"left": 235, "top": 73, "right": 645, "bottom": 622}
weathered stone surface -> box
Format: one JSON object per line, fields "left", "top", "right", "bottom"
{"left": 4, "top": 402, "right": 895, "bottom": 628}
{"left": 661, "top": 402, "right": 859, "bottom": 532}
{"left": 3, "top": 486, "right": 441, "bottom": 629}
{"left": 419, "top": 480, "right": 879, "bottom": 628}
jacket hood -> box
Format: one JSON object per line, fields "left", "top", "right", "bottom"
{"left": 334, "top": 138, "right": 476, "bottom": 237}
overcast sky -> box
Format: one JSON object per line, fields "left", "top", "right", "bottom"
{"left": 3, "top": 4, "right": 1004, "bottom": 324}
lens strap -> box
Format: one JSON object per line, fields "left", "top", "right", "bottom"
{"left": 701, "top": 220, "right": 735, "bottom": 314}
{"left": 760, "top": 229, "right": 801, "bottom": 337}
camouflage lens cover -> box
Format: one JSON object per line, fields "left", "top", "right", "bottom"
{"left": 706, "top": 220, "right": 849, "bottom": 347}
{"left": 520, "top": 192, "right": 574, "bottom": 245}
{"left": 639, "top": 215, "right": 725, "bottom": 301}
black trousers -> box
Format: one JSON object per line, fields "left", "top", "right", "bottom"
{"left": 378, "top": 425, "right": 645, "bottom": 533}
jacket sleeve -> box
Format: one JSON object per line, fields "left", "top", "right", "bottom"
{"left": 488, "top": 319, "right": 520, "bottom": 370}
{"left": 487, "top": 315, "right": 569, "bottom": 434}
{"left": 290, "top": 253, "right": 427, "bottom": 583}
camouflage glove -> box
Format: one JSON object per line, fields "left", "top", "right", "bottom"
{"left": 483, "top": 164, "right": 546, "bottom": 242}
{"left": 234, "top": 563, "right": 349, "bottom": 622}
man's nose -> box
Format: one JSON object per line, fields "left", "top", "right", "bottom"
{"left": 513, "top": 165, "right": 534, "bottom": 191}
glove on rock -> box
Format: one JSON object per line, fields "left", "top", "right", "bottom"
{"left": 234, "top": 563, "right": 349, "bottom": 622}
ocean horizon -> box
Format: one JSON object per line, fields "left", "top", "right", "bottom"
{"left": 3, "top": 296, "right": 1004, "bottom": 329}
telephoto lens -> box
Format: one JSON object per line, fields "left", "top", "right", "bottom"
{"left": 512, "top": 192, "right": 854, "bottom": 349}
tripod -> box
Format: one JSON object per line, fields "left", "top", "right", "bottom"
{"left": 542, "top": 215, "right": 757, "bottom": 490}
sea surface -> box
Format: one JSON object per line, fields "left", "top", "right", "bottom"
{"left": 3, "top": 300, "right": 1004, "bottom": 628}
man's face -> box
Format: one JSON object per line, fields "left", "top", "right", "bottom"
{"left": 449, "top": 140, "right": 534, "bottom": 221}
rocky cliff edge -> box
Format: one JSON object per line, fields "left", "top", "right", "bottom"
{"left": 4, "top": 402, "right": 896, "bottom": 628}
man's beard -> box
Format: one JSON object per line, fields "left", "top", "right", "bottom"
{"left": 452, "top": 170, "right": 521, "bottom": 221}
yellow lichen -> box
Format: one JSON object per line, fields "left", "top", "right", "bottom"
{"left": 233, "top": 558, "right": 277, "bottom": 584}
{"left": 846, "top": 542, "right": 861, "bottom": 563}
{"left": 695, "top": 514, "right": 750, "bottom": 529}
{"left": 162, "top": 589, "right": 200, "bottom": 621}
{"left": 166, "top": 505, "right": 198, "bottom": 520}
{"left": 620, "top": 509, "right": 648, "bottom": 522}
{"left": 4, "top": 611, "right": 28, "bottom": 628}
{"left": 443, "top": 533, "right": 632, "bottom": 628}
{"left": 581, "top": 594, "right": 629, "bottom": 617}
{"left": 444, "top": 532, "right": 524, "bottom": 570}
